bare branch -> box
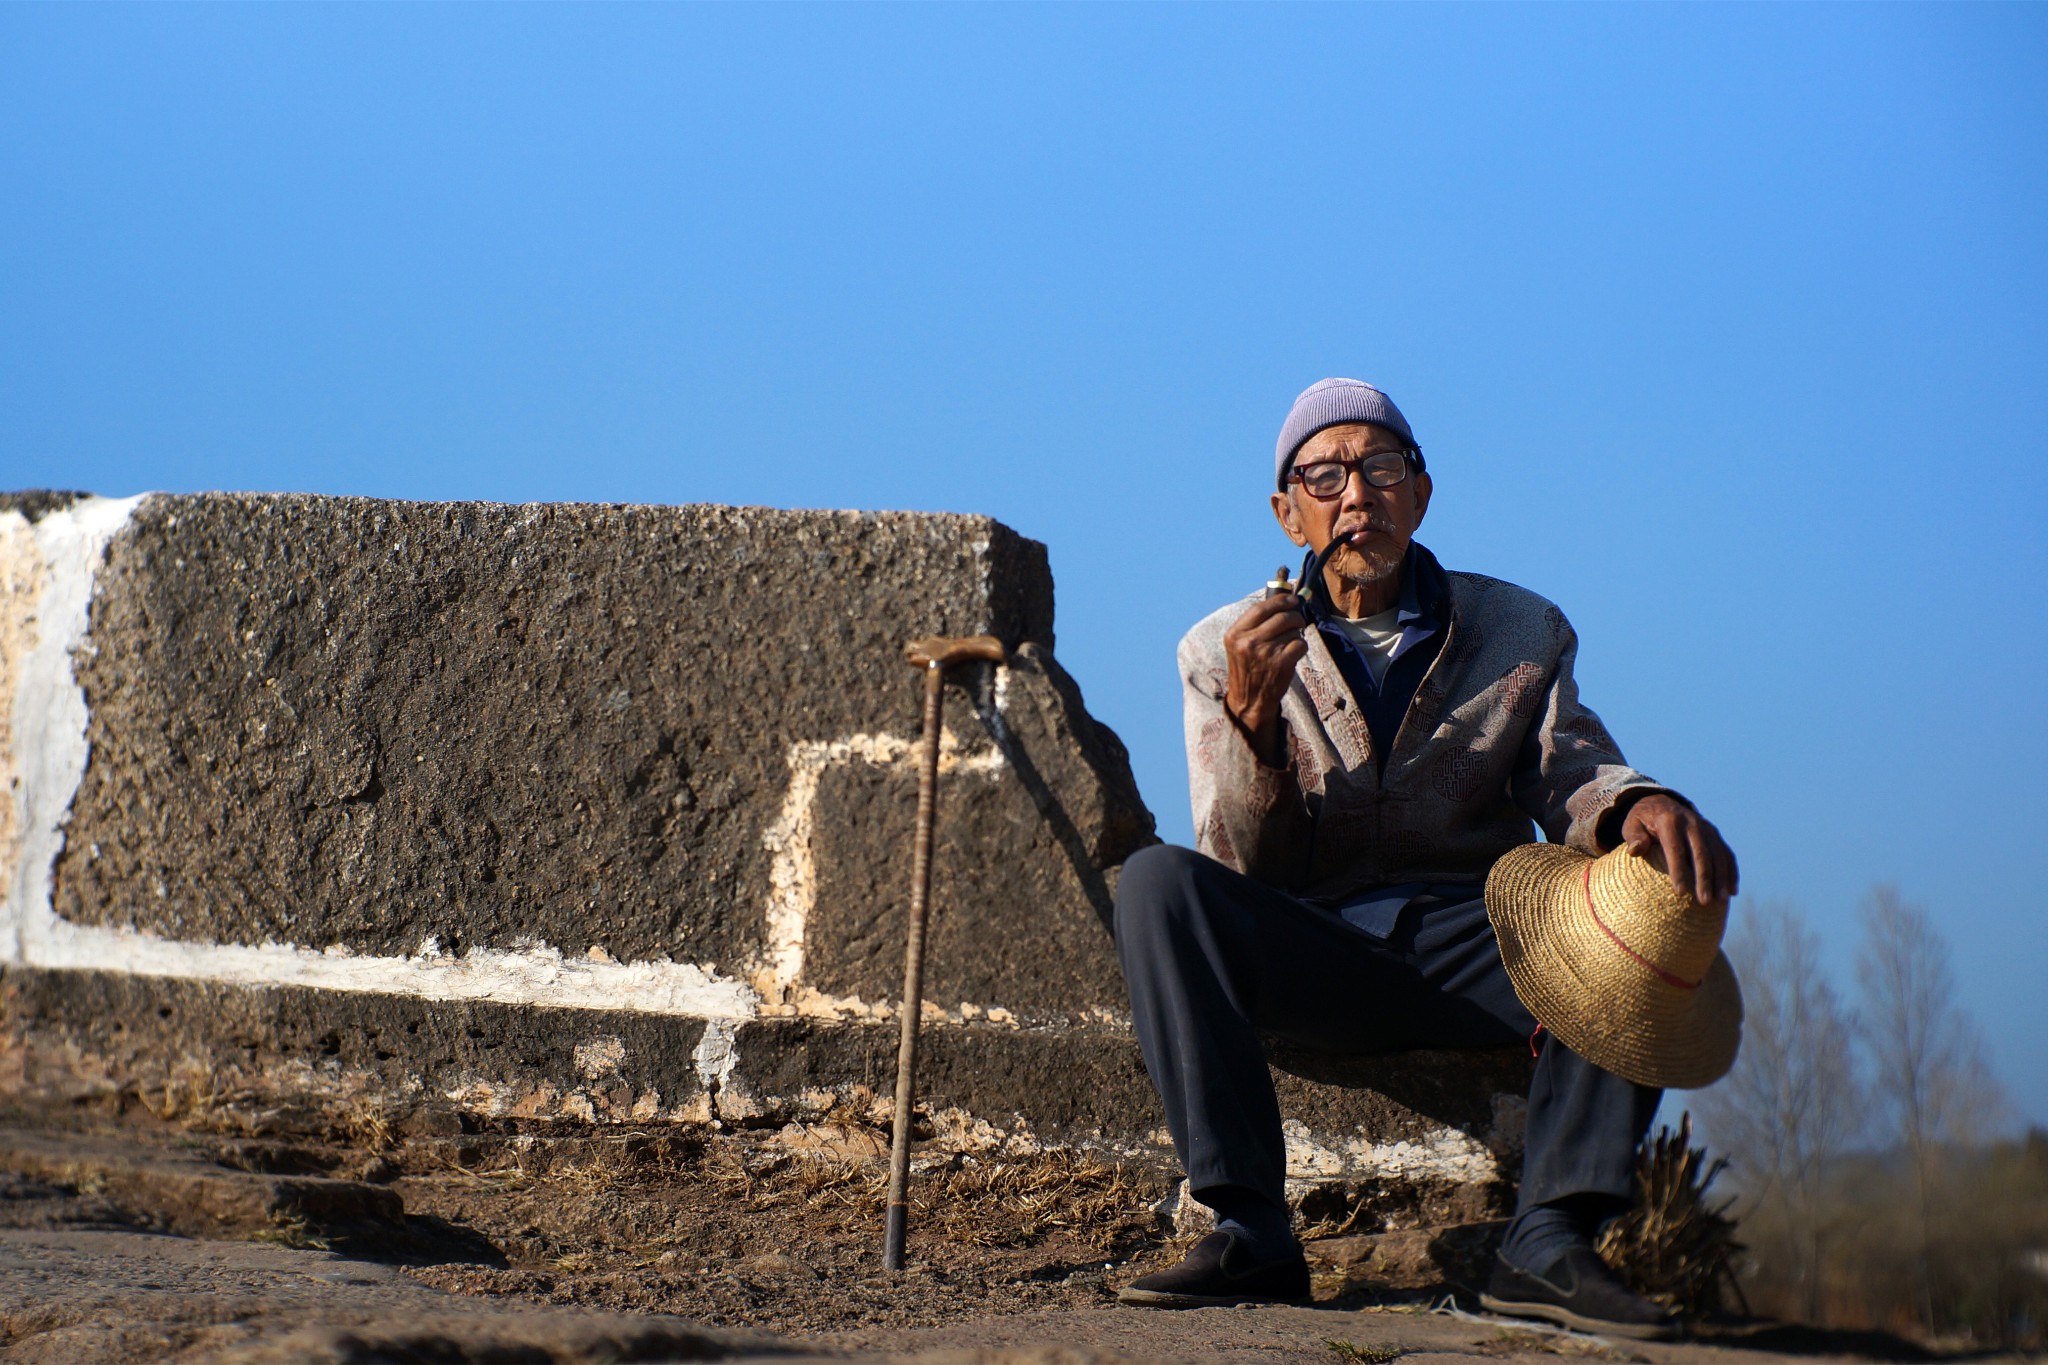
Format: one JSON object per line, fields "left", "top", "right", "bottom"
{"left": 1694, "top": 897, "right": 1862, "bottom": 1321}
{"left": 1856, "top": 885, "right": 2011, "bottom": 1331}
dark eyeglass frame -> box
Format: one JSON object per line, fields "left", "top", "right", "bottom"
{"left": 1288, "top": 449, "right": 1420, "bottom": 500}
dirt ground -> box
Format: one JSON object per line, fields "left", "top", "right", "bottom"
{"left": 0, "top": 1106, "right": 1995, "bottom": 1364}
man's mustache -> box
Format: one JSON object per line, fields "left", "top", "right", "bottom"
{"left": 1331, "top": 517, "right": 1396, "bottom": 544}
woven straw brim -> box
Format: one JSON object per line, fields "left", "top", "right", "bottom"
{"left": 1486, "top": 844, "right": 1742, "bottom": 1090}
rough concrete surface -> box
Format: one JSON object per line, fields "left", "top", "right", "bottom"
{"left": 0, "top": 1125, "right": 400, "bottom": 1242}
{"left": 51, "top": 494, "right": 1077, "bottom": 969}
{"left": 870, "top": 1301, "right": 1979, "bottom": 1365}
{"left": 2, "top": 965, "right": 712, "bottom": 1128}
{"left": 0, "top": 1227, "right": 788, "bottom": 1363}
{"left": 0, "top": 1117, "right": 1958, "bottom": 1365}
{"left": 2, "top": 1223, "right": 1930, "bottom": 1365}
{"left": 803, "top": 649, "right": 1139, "bottom": 1020}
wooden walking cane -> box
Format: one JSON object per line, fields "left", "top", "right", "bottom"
{"left": 883, "top": 633, "right": 1006, "bottom": 1272}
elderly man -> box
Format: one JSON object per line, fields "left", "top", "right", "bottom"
{"left": 1113, "top": 379, "right": 1737, "bottom": 1337}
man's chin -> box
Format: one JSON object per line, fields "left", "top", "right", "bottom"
{"left": 1328, "top": 542, "right": 1401, "bottom": 587}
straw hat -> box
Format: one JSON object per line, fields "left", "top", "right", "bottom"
{"left": 1485, "top": 842, "right": 1742, "bottom": 1089}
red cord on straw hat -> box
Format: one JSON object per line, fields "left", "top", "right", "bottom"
{"left": 1582, "top": 863, "right": 1703, "bottom": 992}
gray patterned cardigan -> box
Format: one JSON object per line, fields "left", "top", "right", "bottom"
{"left": 1179, "top": 563, "right": 1677, "bottom": 901}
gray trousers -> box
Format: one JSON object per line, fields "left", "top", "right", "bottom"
{"left": 1113, "top": 844, "right": 1660, "bottom": 1217}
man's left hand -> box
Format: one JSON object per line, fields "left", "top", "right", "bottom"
{"left": 1619, "top": 795, "right": 1738, "bottom": 907}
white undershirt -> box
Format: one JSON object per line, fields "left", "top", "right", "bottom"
{"left": 1326, "top": 606, "right": 1405, "bottom": 685}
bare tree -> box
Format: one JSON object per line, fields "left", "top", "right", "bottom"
{"left": 1857, "top": 884, "right": 2008, "bottom": 1332}
{"left": 1696, "top": 898, "right": 1863, "bottom": 1321}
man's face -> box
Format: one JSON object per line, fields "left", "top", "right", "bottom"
{"left": 1270, "top": 421, "right": 1433, "bottom": 592}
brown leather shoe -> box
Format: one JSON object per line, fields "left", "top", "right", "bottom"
{"left": 1116, "top": 1230, "right": 1311, "bottom": 1308}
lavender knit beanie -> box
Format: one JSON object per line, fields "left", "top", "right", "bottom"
{"left": 1274, "top": 378, "right": 1419, "bottom": 490}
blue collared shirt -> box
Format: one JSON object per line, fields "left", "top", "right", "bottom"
{"left": 1298, "top": 542, "right": 1471, "bottom": 938}
{"left": 1301, "top": 541, "right": 1451, "bottom": 762}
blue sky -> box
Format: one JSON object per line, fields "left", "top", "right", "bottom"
{"left": 4, "top": 5, "right": 2044, "bottom": 1127}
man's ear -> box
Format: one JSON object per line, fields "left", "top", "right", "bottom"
{"left": 1270, "top": 489, "right": 1310, "bottom": 547}
{"left": 1410, "top": 471, "right": 1433, "bottom": 527}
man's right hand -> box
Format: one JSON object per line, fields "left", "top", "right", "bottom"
{"left": 1223, "top": 591, "right": 1309, "bottom": 767}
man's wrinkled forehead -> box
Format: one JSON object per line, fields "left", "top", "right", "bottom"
{"left": 1293, "top": 422, "right": 1411, "bottom": 463}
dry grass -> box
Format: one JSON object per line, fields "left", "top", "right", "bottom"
{"left": 333, "top": 1095, "right": 394, "bottom": 1152}
{"left": 134, "top": 1059, "right": 402, "bottom": 1157}
{"left": 1325, "top": 1340, "right": 1403, "bottom": 1362}
{"left": 388, "top": 1122, "right": 1160, "bottom": 1264}
{"left": 54, "top": 1162, "right": 109, "bottom": 1200}
{"left": 916, "top": 1149, "right": 1154, "bottom": 1251}
{"left": 249, "top": 1215, "right": 331, "bottom": 1252}
{"left": 687, "top": 1144, "right": 1157, "bottom": 1252}
{"left": 548, "top": 1153, "right": 630, "bottom": 1198}
{"left": 1300, "top": 1198, "right": 1376, "bottom": 1242}
{"left": 791, "top": 1153, "right": 882, "bottom": 1203}
{"left": 1596, "top": 1116, "right": 1745, "bottom": 1322}
{"left": 136, "top": 1060, "right": 240, "bottom": 1129}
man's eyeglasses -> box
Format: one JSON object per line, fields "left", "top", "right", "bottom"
{"left": 1288, "top": 450, "right": 1418, "bottom": 500}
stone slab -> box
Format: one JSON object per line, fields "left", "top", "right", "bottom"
{"left": 3, "top": 965, "right": 1527, "bottom": 1216}
{"left": 0, "top": 965, "right": 711, "bottom": 1128}
{"left": 52, "top": 495, "right": 1051, "bottom": 951}
{"left": 2, "top": 493, "right": 1151, "bottom": 1029}
{"left": 0, "top": 1125, "right": 402, "bottom": 1241}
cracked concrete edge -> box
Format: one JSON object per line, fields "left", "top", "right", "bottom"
{"left": 0, "top": 1125, "right": 404, "bottom": 1237}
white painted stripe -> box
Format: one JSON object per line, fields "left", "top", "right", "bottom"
{"left": 1280, "top": 1117, "right": 1502, "bottom": 1184}
{"left": 4, "top": 494, "right": 147, "bottom": 963}
{"left": 755, "top": 729, "right": 1004, "bottom": 1005}
{"left": 30, "top": 921, "right": 765, "bottom": 1019}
